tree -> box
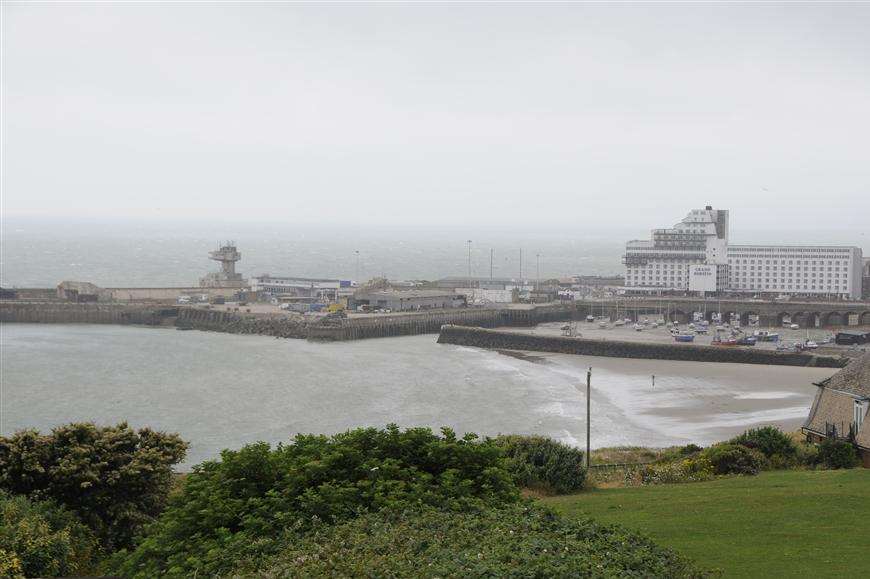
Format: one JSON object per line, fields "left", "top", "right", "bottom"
{"left": 0, "top": 491, "right": 98, "bottom": 578}
{"left": 113, "top": 425, "right": 518, "bottom": 577}
{"left": 0, "top": 422, "right": 187, "bottom": 550}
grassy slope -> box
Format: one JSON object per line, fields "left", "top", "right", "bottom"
{"left": 544, "top": 469, "right": 870, "bottom": 578}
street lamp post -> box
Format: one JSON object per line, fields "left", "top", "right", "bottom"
{"left": 490, "top": 248, "right": 493, "bottom": 280}
{"left": 355, "top": 250, "right": 360, "bottom": 283}
{"left": 519, "top": 248, "right": 523, "bottom": 281}
{"left": 467, "top": 240, "right": 472, "bottom": 287}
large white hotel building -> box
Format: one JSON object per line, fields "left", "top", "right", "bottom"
{"left": 623, "top": 207, "right": 864, "bottom": 300}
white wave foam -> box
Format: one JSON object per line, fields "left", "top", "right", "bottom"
{"left": 702, "top": 405, "right": 810, "bottom": 429}
{"left": 734, "top": 391, "right": 802, "bottom": 400}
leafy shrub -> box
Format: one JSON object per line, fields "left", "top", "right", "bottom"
{"left": 730, "top": 426, "right": 797, "bottom": 463}
{"left": 655, "top": 443, "right": 705, "bottom": 464}
{"left": 112, "top": 425, "right": 519, "bottom": 578}
{"left": 0, "top": 422, "right": 187, "bottom": 549}
{"left": 701, "top": 443, "right": 764, "bottom": 476}
{"left": 233, "top": 505, "right": 707, "bottom": 578}
{"left": 493, "top": 435, "right": 586, "bottom": 494}
{"left": 635, "top": 457, "right": 713, "bottom": 486}
{"left": 0, "top": 492, "right": 98, "bottom": 578}
{"left": 817, "top": 439, "right": 860, "bottom": 469}
{"left": 794, "top": 441, "right": 820, "bottom": 467}
{"left": 679, "top": 443, "right": 703, "bottom": 456}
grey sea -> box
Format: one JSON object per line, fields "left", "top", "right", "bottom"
{"left": 3, "top": 218, "right": 865, "bottom": 288}
{"left": 1, "top": 324, "right": 837, "bottom": 468}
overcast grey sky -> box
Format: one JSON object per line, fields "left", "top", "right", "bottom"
{"left": 2, "top": 2, "right": 869, "bottom": 231}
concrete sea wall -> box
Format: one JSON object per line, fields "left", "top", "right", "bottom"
{"left": 2, "top": 301, "right": 579, "bottom": 341}
{"left": 308, "top": 309, "right": 505, "bottom": 341}
{"left": 0, "top": 302, "right": 175, "bottom": 325}
{"left": 437, "top": 325, "right": 847, "bottom": 368}
{"left": 106, "top": 286, "right": 240, "bottom": 302}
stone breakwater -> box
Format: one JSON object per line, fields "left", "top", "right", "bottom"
{"left": 306, "top": 304, "right": 579, "bottom": 341}
{"left": 437, "top": 325, "right": 847, "bottom": 368}
{"left": 175, "top": 308, "right": 310, "bottom": 339}
{"left": 177, "top": 304, "right": 579, "bottom": 341}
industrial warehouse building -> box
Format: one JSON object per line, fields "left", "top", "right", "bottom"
{"left": 250, "top": 275, "right": 351, "bottom": 299}
{"left": 623, "top": 207, "right": 864, "bottom": 299}
{"left": 352, "top": 289, "right": 464, "bottom": 311}
{"left": 436, "top": 276, "right": 522, "bottom": 290}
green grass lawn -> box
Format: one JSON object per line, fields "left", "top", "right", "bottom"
{"left": 543, "top": 469, "right": 870, "bottom": 578}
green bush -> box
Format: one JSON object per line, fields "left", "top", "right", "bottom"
{"left": 0, "top": 492, "right": 98, "bottom": 578}
{"left": 794, "top": 441, "right": 820, "bottom": 467}
{"left": 636, "top": 457, "right": 713, "bottom": 486}
{"left": 112, "top": 425, "right": 519, "bottom": 578}
{"left": 701, "top": 444, "right": 764, "bottom": 476}
{"left": 817, "top": 439, "right": 860, "bottom": 469}
{"left": 730, "top": 426, "right": 797, "bottom": 462}
{"left": 679, "top": 443, "right": 703, "bottom": 456}
{"left": 233, "top": 505, "right": 707, "bottom": 578}
{"left": 493, "top": 435, "right": 586, "bottom": 494}
{"left": 0, "top": 422, "right": 187, "bottom": 550}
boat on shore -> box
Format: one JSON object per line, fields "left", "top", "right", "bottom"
{"left": 753, "top": 330, "right": 780, "bottom": 342}
{"left": 674, "top": 334, "right": 695, "bottom": 342}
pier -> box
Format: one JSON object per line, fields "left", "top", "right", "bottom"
{"left": 437, "top": 325, "right": 848, "bottom": 368}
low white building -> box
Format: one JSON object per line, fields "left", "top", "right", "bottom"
{"left": 250, "top": 275, "right": 351, "bottom": 299}
{"left": 727, "top": 245, "right": 863, "bottom": 300}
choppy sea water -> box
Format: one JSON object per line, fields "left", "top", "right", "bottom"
{"left": 1, "top": 324, "right": 837, "bottom": 468}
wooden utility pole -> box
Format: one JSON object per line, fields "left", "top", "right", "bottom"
{"left": 586, "top": 367, "right": 591, "bottom": 469}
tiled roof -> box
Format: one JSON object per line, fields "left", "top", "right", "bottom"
{"left": 804, "top": 351, "right": 870, "bottom": 449}
{"left": 819, "top": 351, "right": 870, "bottom": 398}
{"left": 805, "top": 389, "right": 857, "bottom": 436}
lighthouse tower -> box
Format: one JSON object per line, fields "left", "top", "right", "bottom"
{"left": 200, "top": 242, "right": 245, "bottom": 287}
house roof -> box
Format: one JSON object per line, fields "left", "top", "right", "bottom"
{"left": 817, "top": 351, "right": 870, "bottom": 398}
{"left": 805, "top": 389, "right": 859, "bottom": 438}
{"left": 804, "top": 351, "right": 870, "bottom": 449}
